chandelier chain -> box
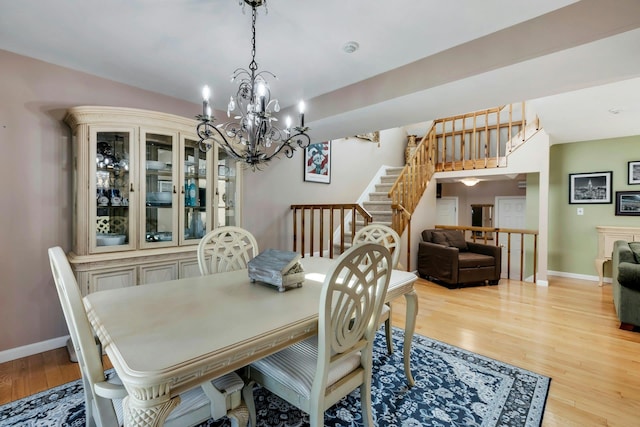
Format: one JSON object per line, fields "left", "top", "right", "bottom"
{"left": 195, "top": 0, "right": 310, "bottom": 170}
{"left": 249, "top": 6, "right": 257, "bottom": 73}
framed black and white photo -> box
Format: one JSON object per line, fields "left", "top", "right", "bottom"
{"left": 569, "top": 171, "right": 612, "bottom": 204}
{"left": 304, "top": 141, "right": 331, "bottom": 184}
{"left": 616, "top": 191, "right": 640, "bottom": 216}
{"left": 628, "top": 161, "right": 640, "bottom": 185}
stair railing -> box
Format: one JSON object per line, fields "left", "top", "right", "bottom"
{"left": 388, "top": 125, "right": 437, "bottom": 238}
{"left": 291, "top": 204, "right": 372, "bottom": 258}
{"left": 388, "top": 102, "right": 538, "bottom": 241}
{"left": 435, "top": 224, "right": 539, "bottom": 283}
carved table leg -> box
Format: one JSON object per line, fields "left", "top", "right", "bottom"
{"left": 403, "top": 289, "right": 418, "bottom": 387}
{"left": 594, "top": 258, "right": 606, "bottom": 287}
{"left": 123, "top": 393, "right": 180, "bottom": 427}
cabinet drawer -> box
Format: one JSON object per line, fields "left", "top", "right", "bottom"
{"left": 139, "top": 262, "right": 178, "bottom": 284}
{"left": 88, "top": 268, "right": 137, "bottom": 294}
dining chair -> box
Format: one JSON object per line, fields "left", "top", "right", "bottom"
{"left": 247, "top": 242, "right": 392, "bottom": 427}
{"left": 48, "top": 246, "right": 251, "bottom": 427}
{"left": 352, "top": 223, "right": 401, "bottom": 354}
{"left": 197, "top": 226, "right": 259, "bottom": 275}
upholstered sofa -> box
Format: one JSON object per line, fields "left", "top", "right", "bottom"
{"left": 612, "top": 240, "right": 640, "bottom": 330}
{"left": 417, "top": 229, "right": 501, "bottom": 288}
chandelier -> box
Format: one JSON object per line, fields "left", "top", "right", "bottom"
{"left": 196, "top": 0, "right": 310, "bottom": 169}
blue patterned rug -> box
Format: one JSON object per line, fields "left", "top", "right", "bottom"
{"left": 0, "top": 329, "right": 549, "bottom": 426}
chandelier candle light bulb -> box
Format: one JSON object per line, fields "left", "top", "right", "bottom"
{"left": 298, "top": 100, "right": 305, "bottom": 127}
{"left": 195, "top": 0, "right": 311, "bottom": 169}
{"left": 202, "top": 85, "right": 211, "bottom": 118}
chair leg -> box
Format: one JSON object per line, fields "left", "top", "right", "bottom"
{"left": 384, "top": 302, "right": 393, "bottom": 354}
{"left": 227, "top": 403, "right": 250, "bottom": 427}
{"left": 384, "top": 318, "right": 393, "bottom": 354}
{"left": 242, "top": 380, "right": 256, "bottom": 427}
{"left": 359, "top": 381, "right": 374, "bottom": 427}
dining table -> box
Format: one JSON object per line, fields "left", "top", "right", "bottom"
{"left": 83, "top": 256, "right": 418, "bottom": 427}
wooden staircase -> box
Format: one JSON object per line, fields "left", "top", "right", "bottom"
{"left": 292, "top": 102, "right": 541, "bottom": 267}
{"left": 361, "top": 167, "right": 403, "bottom": 226}
{"left": 329, "top": 167, "right": 403, "bottom": 256}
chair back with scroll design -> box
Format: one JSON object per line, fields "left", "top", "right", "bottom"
{"left": 247, "top": 243, "right": 391, "bottom": 427}
{"left": 353, "top": 223, "right": 401, "bottom": 268}
{"left": 352, "top": 223, "right": 402, "bottom": 354}
{"left": 197, "top": 226, "right": 259, "bottom": 275}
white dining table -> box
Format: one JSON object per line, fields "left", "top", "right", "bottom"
{"left": 83, "top": 256, "right": 418, "bottom": 427}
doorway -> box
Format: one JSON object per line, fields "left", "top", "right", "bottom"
{"left": 495, "top": 196, "right": 526, "bottom": 280}
{"left": 436, "top": 197, "right": 458, "bottom": 226}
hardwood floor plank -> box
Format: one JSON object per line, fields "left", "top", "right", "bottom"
{"left": 26, "top": 354, "right": 47, "bottom": 396}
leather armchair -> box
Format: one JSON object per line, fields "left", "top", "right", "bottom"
{"left": 417, "top": 229, "right": 501, "bottom": 288}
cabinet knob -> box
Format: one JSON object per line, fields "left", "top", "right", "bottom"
{"left": 130, "top": 183, "right": 134, "bottom": 192}
{"left": 173, "top": 185, "right": 177, "bottom": 194}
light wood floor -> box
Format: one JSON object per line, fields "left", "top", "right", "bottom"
{"left": 1, "top": 276, "right": 639, "bottom": 426}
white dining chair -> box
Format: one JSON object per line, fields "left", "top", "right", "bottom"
{"left": 48, "top": 246, "right": 251, "bottom": 427}
{"left": 352, "top": 223, "right": 401, "bottom": 354}
{"left": 197, "top": 226, "right": 259, "bottom": 275}
{"left": 247, "top": 242, "right": 392, "bottom": 427}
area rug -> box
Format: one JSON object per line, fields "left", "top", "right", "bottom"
{"left": 0, "top": 329, "right": 550, "bottom": 426}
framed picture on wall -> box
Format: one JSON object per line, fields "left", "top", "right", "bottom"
{"left": 615, "top": 191, "right": 640, "bottom": 216}
{"left": 304, "top": 141, "right": 331, "bottom": 184}
{"left": 569, "top": 171, "right": 612, "bottom": 204}
{"left": 628, "top": 161, "right": 640, "bottom": 184}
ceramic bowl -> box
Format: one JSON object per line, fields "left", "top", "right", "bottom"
{"left": 96, "top": 234, "right": 126, "bottom": 246}
{"left": 146, "top": 160, "right": 166, "bottom": 170}
{"left": 146, "top": 192, "right": 172, "bottom": 204}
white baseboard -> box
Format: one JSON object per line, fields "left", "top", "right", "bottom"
{"left": 0, "top": 335, "right": 69, "bottom": 364}
{"left": 547, "top": 270, "right": 610, "bottom": 284}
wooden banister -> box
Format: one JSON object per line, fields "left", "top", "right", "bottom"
{"left": 291, "top": 204, "right": 372, "bottom": 258}
{"left": 435, "top": 225, "right": 539, "bottom": 283}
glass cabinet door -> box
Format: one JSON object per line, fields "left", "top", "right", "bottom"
{"left": 92, "top": 129, "right": 135, "bottom": 252}
{"left": 141, "top": 130, "right": 178, "bottom": 248}
{"left": 216, "top": 148, "right": 238, "bottom": 227}
{"left": 182, "top": 137, "right": 209, "bottom": 244}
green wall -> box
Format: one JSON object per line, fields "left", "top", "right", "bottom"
{"left": 548, "top": 135, "right": 640, "bottom": 276}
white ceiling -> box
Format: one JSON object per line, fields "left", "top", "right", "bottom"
{"left": 2, "top": 0, "right": 640, "bottom": 143}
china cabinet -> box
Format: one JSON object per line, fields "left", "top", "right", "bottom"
{"left": 65, "top": 106, "right": 241, "bottom": 295}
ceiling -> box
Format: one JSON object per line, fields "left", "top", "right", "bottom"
{"left": 2, "top": 0, "right": 640, "bottom": 143}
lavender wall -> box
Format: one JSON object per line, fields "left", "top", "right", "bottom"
{"left": 0, "top": 49, "right": 200, "bottom": 353}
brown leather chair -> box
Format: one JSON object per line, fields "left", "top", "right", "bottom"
{"left": 417, "top": 229, "right": 501, "bottom": 288}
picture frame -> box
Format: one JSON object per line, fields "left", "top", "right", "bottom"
{"left": 615, "top": 191, "right": 640, "bottom": 216}
{"left": 569, "top": 171, "right": 612, "bottom": 204}
{"left": 628, "top": 161, "right": 640, "bottom": 185}
{"left": 304, "top": 141, "right": 331, "bottom": 184}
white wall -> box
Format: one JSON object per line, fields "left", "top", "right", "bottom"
{"left": 241, "top": 129, "right": 406, "bottom": 251}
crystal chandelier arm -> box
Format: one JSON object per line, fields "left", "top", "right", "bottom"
{"left": 196, "top": 118, "right": 246, "bottom": 160}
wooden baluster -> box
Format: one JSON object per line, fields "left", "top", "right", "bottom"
{"left": 484, "top": 110, "right": 489, "bottom": 168}
{"left": 319, "top": 207, "right": 324, "bottom": 257}
{"left": 496, "top": 106, "right": 501, "bottom": 161}
{"left": 519, "top": 233, "right": 525, "bottom": 281}
{"left": 329, "top": 207, "right": 335, "bottom": 258}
